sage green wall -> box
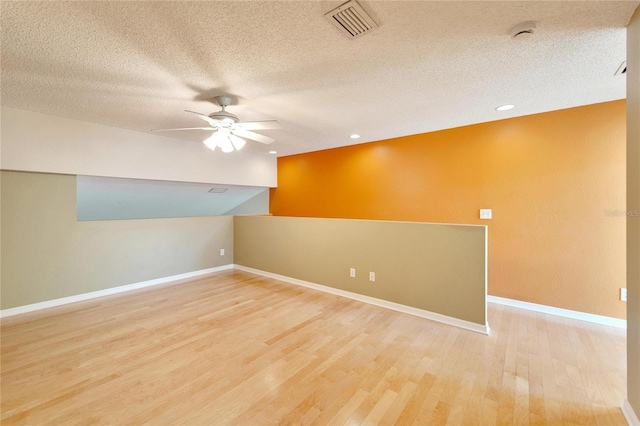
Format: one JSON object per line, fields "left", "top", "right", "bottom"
{"left": 234, "top": 215, "right": 487, "bottom": 325}
{"left": 224, "top": 189, "right": 269, "bottom": 215}
{"left": 627, "top": 5, "right": 640, "bottom": 418}
{"left": 76, "top": 175, "right": 269, "bottom": 221}
{"left": 0, "top": 171, "right": 233, "bottom": 309}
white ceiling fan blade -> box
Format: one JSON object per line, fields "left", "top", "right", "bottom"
{"left": 151, "top": 127, "right": 214, "bottom": 132}
{"left": 234, "top": 120, "right": 282, "bottom": 131}
{"left": 185, "top": 110, "right": 220, "bottom": 127}
{"left": 231, "top": 129, "right": 275, "bottom": 145}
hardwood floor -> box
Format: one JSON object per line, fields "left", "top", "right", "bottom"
{"left": 1, "top": 270, "right": 627, "bottom": 425}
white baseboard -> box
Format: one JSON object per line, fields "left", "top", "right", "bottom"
{"left": 0, "top": 265, "right": 233, "bottom": 318}
{"left": 233, "top": 264, "right": 490, "bottom": 335}
{"left": 487, "top": 295, "right": 626, "bottom": 329}
{"left": 622, "top": 399, "right": 640, "bottom": 426}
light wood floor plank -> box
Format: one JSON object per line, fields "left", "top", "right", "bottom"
{"left": 1, "top": 270, "right": 628, "bottom": 425}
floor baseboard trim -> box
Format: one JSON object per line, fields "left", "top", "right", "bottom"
{"left": 487, "top": 295, "right": 626, "bottom": 329}
{"left": 234, "top": 264, "right": 489, "bottom": 335}
{"left": 0, "top": 265, "right": 233, "bottom": 319}
{"left": 622, "top": 400, "right": 640, "bottom": 426}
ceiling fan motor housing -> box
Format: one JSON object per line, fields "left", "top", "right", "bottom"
{"left": 215, "top": 96, "right": 232, "bottom": 107}
{"left": 209, "top": 96, "right": 238, "bottom": 123}
{"left": 208, "top": 110, "right": 239, "bottom": 123}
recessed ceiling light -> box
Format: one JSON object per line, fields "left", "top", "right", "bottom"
{"left": 495, "top": 104, "right": 515, "bottom": 111}
{"left": 269, "top": 150, "right": 277, "bottom": 154}
{"left": 350, "top": 134, "right": 360, "bottom": 139}
{"left": 510, "top": 21, "right": 536, "bottom": 39}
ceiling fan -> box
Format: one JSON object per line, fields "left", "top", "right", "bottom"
{"left": 152, "top": 96, "right": 282, "bottom": 153}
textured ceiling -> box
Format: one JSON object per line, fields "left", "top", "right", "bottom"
{"left": 1, "top": 1, "right": 637, "bottom": 157}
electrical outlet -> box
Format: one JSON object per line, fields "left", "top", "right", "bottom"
{"left": 350, "top": 268, "right": 356, "bottom": 278}
{"left": 621, "top": 288, "right": 627, "bottom": 302}
{"left": 369, "top": 272, "right": 375, "bottom": 282}
{"left": 220, "top": 249, "right": 225, "bottom": 256}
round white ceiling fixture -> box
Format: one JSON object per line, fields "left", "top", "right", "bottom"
{"left": 269, "top": 150, "right": 277, "bottom": 154}
{"left": 510, "top": 21, "right": 537, "bottom": 39}
{"left": 496, "top": 104, "right": 515, "bottom": 111}
{"left": 349, "top": 134, "right": 361, "bottom": 139}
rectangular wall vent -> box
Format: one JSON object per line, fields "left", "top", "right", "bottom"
{"left": 325, "top": 0, "right": 379, "bottom": 39}
{"left": 208, "top": 187, "right": 228, "bottom": 193}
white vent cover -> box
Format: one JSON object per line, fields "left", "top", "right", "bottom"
{"left": 325, "top": 0, "right": 379, "bottom": 39}
{"left": 208, "top": 187, "right": 228, "bottom": 193}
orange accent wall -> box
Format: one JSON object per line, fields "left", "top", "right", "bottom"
{"left": 271, "top": 100, "right": 627, "bottom": 319}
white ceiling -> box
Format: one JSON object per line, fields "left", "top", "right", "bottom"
{"left": 1, "top": 1, "right": 637, "bottom": 157}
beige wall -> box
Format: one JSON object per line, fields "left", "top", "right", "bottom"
{"left": 627, "top": 5, "right": 640, "bottom": 419}
{"left": 0, "top": 171, "right": 233, "bottom": 309}
{"left": 234, "top": 215, "right": 487, "bottom": 326}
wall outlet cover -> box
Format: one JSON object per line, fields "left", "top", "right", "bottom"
{"left": 480, "top": 209, "right": 492, "bottom": 219}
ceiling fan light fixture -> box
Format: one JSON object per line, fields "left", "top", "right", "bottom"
{"left": 219, "top": 137, "right": 234, "bottom": 153}
{"left": 229, "top": 134, "right": 246, "bottom": 151}
{"left": 203, "top": 130, "right": 246, "bottom": 153}
{"left": 203, "top": 133, "right": 218, "bottom": 151}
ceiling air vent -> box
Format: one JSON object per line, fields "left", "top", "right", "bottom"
{"left": 325, "top": 0, "right": 379, "bottom": 39}
{"left": 208, "top": 187, "right": 228, "bottom": 193}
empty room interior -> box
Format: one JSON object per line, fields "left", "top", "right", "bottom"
{"left": 1, "top": 1, "right": 639, "bottom": 425}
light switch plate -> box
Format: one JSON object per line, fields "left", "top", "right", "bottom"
{"left": 480, "top": 209, "right": 492, "bottom": 219}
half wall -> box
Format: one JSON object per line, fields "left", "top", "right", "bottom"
{"left": 234, "top": 215, "right": 487, "bottom": 329}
